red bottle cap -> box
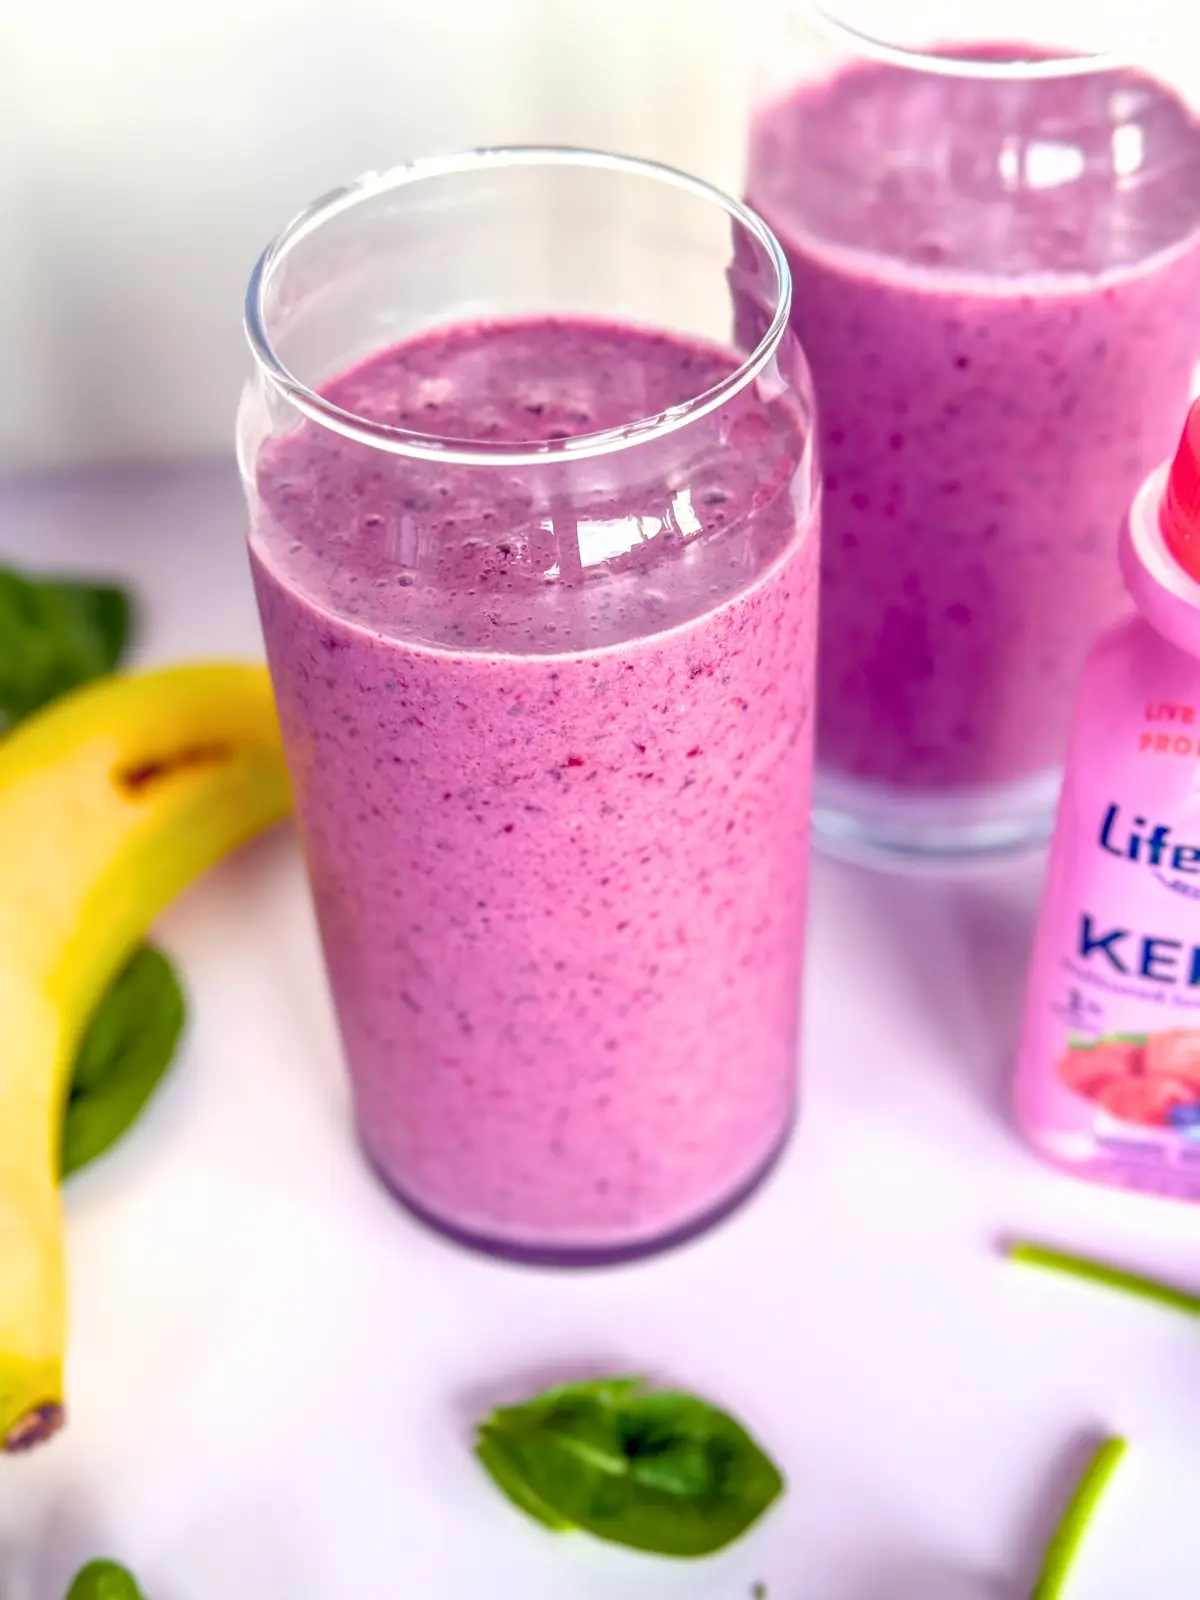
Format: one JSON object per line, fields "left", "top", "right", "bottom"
{"left": 1162, "top": 398, "right": 1200, "bottom": 580}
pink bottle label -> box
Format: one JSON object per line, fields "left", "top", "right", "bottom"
{"left": 1018, "top": 409, "right": 1200, "bottom": 1199}
{"left": 1016, "top": 606, "right": 1200, "bottom": 1197}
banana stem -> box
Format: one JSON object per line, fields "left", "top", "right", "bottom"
{"left": 3, "top": 1402, "right": 65, "bottom": 1453}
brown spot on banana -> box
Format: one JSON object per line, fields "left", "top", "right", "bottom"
{"left": 3, "top": 1402, "right": 65, "bottom": 1453}
{"left": 116, "top": 741, "right": 236, "bottom": 796}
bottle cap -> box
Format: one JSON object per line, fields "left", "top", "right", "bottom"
{"left": 1162, "top": 398, "right": 1200, "bottom": 580}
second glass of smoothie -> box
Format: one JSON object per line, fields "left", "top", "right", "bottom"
{"left": 239, "top": 151, "right": 820, "bottom": 1263}
{"left": 748, "top": 1, "right": 1200, "bottom": 862}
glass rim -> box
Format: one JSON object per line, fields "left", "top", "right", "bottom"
{"left": 244, "top": 145, "right": 794, "bottom": 468}
{"left": 801, "top": 1, "right": 1163, "bottom": 78}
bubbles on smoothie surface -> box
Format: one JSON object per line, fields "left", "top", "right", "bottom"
{"left": 253, "top": 317, "right": 808, "bottom": 652}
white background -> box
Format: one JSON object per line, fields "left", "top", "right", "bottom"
{"left": 0, "top": 0, "right": 748, "bottom": 472}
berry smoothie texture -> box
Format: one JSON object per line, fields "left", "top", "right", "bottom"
{"left": 248, "top": 317, "right": 817, "bottom": 1253}
{"left": 749, "top": 55, "right": 1200, "bottom": 795}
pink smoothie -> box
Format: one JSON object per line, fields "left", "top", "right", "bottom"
{"left": 749, "top": 55, "right": 1200, "bottom": 797}
{"left": 248, "top": 317, "right": 817, "bottom": 1257}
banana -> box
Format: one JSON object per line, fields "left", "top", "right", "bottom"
{"left": 0, "top": 663, "right": 291, "bottom": 1451}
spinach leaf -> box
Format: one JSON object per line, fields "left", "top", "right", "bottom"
{"left": 62, "top": 945, "right": 186, "bottom": 1177}
{"left": 475, "top": 1425, "right": 576, "bottom": 1532}
{"left": 475, "top": 1375, "right": 784, "bottom": 1558}
{"left": 0, "top": 566, "right": 132, "bottom": 734}
{"left": 65, "top": 1560, "right": 146, "bottom": 1600}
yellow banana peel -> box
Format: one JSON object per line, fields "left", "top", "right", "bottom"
{"left": 0, "top": 663, "right": 290, "bottom": 1451}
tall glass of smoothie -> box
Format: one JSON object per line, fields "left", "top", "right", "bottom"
{"left": 238, "top": 150, "right": 819, "bottom": 1263}
{"left": 747, "top": 1, "right": 1200, "bottom": 862}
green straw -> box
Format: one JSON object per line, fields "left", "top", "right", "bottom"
{"left": 1008, "top": 1241, "right": 1200, "bottom": 1318}
{"left": 1031, "top": 1437, "right": 1127, "bottom": 1600}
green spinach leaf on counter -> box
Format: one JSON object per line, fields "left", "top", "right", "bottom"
{"left": 475, "top": 1375, "right": 784, "bottom": 1558}
{"left": 62, "top": 945, "right": 187, "bottom": 1178}
{"left": 0, "top": 566, "right": 132, "bottom": 734}
{"left": 65, "top": 1559, "right": 147, "bottom": 1599}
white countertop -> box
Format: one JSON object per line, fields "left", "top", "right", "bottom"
{"left": 2, "top": 463, "right": 1199, "bottom": 1600}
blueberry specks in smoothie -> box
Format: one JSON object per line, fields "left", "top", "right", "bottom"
{"left": 749, "top": 56, "right": 1200, "bottom": 794}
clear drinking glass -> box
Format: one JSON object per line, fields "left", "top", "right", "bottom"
{"left": 238, "top": 149, "right": 820, "bottom": 1263}
{"left": 747, "top": 0, "right": 1200, "bottom": 863}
